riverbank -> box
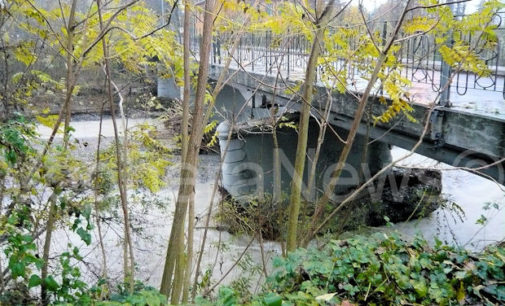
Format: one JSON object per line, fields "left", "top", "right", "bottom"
{"left": 36, "top": 116, "right": 505, "bottom": 292}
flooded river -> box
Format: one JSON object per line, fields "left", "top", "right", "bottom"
{"left": 389, "top": 147, "right": 505, "bottom": 251}
{"left": 36, "top": 117, "right": 505, "bottom": 289}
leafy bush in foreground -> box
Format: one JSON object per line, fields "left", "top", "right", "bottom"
{"left": 263, "top": 234, "right": 505, "bottom": 305}
{"left": 204, "top": 234, "right": 505, "bottom": 305}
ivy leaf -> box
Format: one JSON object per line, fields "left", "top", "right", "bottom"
{"left": 142, "top": 290, "right": 165, "bottom": 306}
{"left": 218, "top": 287, "right": 237, "bottom": 306}
{"left": 454, "top": 271, "right": 467, "bottom": 280}
{"left": 412, "top": 279, "right": 428, "bottom": 298}
{"left": 82, "top": 204, "right": 92, "bottom": 220}
{"left": 43, "top": 276, "right": 59, "bottom": 292}
{"left": 76, "top": 228, "right": 92, "bottom": 245}
{"left": 264, "top": 293, "right": 282, "bottom": 306}
{"left": 5, "top": 150, "right": 17, "bottom": 165}
{"left": 315, "top": 292, "right": 337, "bottom": 302}
{"left": 28, "top": 274, "right": 42, "bottom": 288}
{"left": 126, "top": 294, "right": 145, "bottom": 305}
{"left": 10, "top": 262, "right": 25, "bottom": 278}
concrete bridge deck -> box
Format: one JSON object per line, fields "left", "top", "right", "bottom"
{"left": 209, "top": 46, "right": 505, "bottom": 121}
{"left": 189, "top": 16, "right": 505, "bottom": 185}
{"left": 207, "top": 56, "right": 505, "bottom": 185}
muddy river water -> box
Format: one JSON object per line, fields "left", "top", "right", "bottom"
{"left": 36, "top": 117, "right": 505, "bottom": 290}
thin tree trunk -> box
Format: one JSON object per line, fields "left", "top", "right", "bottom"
{"left": 1, "top": 35, "right": 10, "bottom": 119}
{"left": 160, "top": 0, "right": 215, "bottom": 302}
{"left": 96, "top": 0, "right": 135, "bottom": 291}
{"left": 40, "top": 192, "right": 58, "bottom": 305}
{"left": 109, "top": 76, "right": 135, "bottom": 290}
{"left": 93, "top": 100, "right": 108, "bottom": 281}
{"left": 171, "top": 214, "right": 186, "bottom": 304}
{"left": 307, "top": 93, "right": 332, "bottom": 200}
{"left": 358, "top": 106, "right": 372, "bottom": 181}
{"left": 258, "top": 230, "right": 268, "bottom": 277}
{"left": 286, "top": 27, "right": 324, "bottom": 252}
{"left": 0, "top": 250, "right": 3, "bottom": 294}
{"left": 272, "top": 131, "right": 281, "bottom": 203}
{"left": 180, "top": 1, "right": 191, "bottom": 163}
{"left": 270, "top": 61, "right": 283, "bottom": 205}
{"left": 41, "top": 2, "right": 77, "bottom": 303}
{"left": 182, "top": 197, "right": 194, "bottom": 303}
{"left": 62, "top": 0, "right": 77, "bottom": 149}
{"left": 181, "top": 1, "right": 193, "bottom": 302}
{"left": 184, "top": 3, "right": 255, "bottom": 300}
{"left": 191, "top": 123, "right": 233, "bottom": 300}
{"left": 305, "top": 0, "right": 413, "bottom": 245}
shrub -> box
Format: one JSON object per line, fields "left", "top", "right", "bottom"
{"left": 263, "top": 233, "right": 505, "bottom": 305}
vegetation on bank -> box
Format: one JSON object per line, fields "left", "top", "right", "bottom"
{"left": 203, "top": 234, "right": 505, "bottom": 306}
{"left": 4, "top": 220, "right": 505, "bottom": 305}
{"left": 1, "top": 0, "right": 504, "bottom": 304}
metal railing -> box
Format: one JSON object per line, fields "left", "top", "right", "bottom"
{"left": 193, "top": 11, "right": 505, "bottom": 102}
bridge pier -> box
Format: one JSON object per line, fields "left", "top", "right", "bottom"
{"left": 217, "top": 117, "right": 393, "bottom": 202}
{"left": 157, "top": 76, "right": 180, "bottom": 100}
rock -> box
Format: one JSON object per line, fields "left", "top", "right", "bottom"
{"left": 217, "top": 167, "right": 443, "bottom": 239}
{"left": 339, "top": 167, "right": 442, "bottom": 230}
{"left": 371, "top": 167, "right": 442, "bottom": 225}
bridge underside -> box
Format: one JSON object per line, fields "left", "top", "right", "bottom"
{"left": 210, "top": 65, "right": 505, "bottom": 186}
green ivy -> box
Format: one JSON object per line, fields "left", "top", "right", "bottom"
{"left": 261, "top": 234, "right": 505, "bottom": 305}
{"left": 197, "top": 235, "right": 505, "bottom": 305}
{"left": 100, "top": 282, "right": 167, "bottom": 306}
{"left": 0, "top": 115, "right": 36, "bottom": 166}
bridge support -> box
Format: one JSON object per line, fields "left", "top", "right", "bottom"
{"left": 217, "top": 118, "right": 393, "bottom": 202}
{"left": 157, "top": 76, "right": 180, "bottom": 100}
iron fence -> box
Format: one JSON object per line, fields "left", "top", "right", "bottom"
{"left": 192, "top": 11, "right": 505, "bottom": 102}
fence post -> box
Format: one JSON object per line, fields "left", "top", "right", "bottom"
{"left": 265, "top": 31, "right": 268, "bottom": 74}
{"left": 251, "top": 33, "right": 255, "bottom": 72}
{"left": 439, "top": 3, "right": 456, "bottom": 107}
{"left": 238, "top": 35, "right": 242, "bottom": 66}
{"left": 381, "top": 21, "right": 387, "bottom": 45}
{"left": 439, "top": 57, "right": 451, "bottom": 107}
{"left": 379, "top": 21, "right": 388, "bottom": 95}
{"left": 287, "top": 30, "right": 290, "bottom": 79}
{"left": 268, "top": 31, "right": 272, "bottom": 74}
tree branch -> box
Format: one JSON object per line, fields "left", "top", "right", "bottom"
{"left": 135, "top": 0, "right": 179, "bottom": 41}
{"left": 405, "top": 0, "right": 472, "bottom": 13}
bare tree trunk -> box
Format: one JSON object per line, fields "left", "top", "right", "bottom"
{"left": 181, "top": 1, "right": 193, "bottom": 302}
{"left": 160, "top": 0, "right": 215, "bottom": 303}
{"left": 180, "top": 4, "right": 191, "bottom": 163}
{"left": 190, "top": 26, "right": 257, "bottom": 298}
{"left": 0, "top": 35, "right": 10, "bottom": 119}
{"left": 96, "top": 0, "right": 135, "bottom": 291}
{"left": 41, "top": 1, "right": 77, "bottom": 303}
{"left": 191, "top": 122, "right": 233, "bottom": 300}
{"left": 0, "top": 250, "right": 3, "bottom": 294}
{"left": 305, "top": 0, "right": 413, "bottom": 245}
{"left": 307, "top": 93, "right": 333, "bottom": 200}
{"left": 40, "top": 192, "right": 58, "bottom": 305}
{"left": 286, "top": 27, "right": 324, "bottom": 252}
{"left": 270, "top": 61, "right": 283, "bottom": 205}
{"left": 286, "top": 0, "right": 343, "bottom": 251}
{"left": 272, "top": 131, "right": 281, "bottom": 203}
{"left": 94, "top": 101, "right": 108, "bottom": 282}
{"left": 62, "top": 1, "right": 78, "bottom": 149}
{"left": 258, "top": 228, "right": 268, "bottom": 277}
{"left": 109, "top": 76, "right": 135, "bottom": 284}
